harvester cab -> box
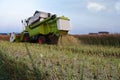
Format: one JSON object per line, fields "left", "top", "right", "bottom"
{"left": 10, "top": 11, "right": 70, "bottom": 44}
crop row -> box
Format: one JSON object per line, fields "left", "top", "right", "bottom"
{"left": 75, "top": 34, "right": 120, "bottom": 47}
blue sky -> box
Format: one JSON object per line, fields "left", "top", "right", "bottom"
{"left": 0, "top": 0, "right": 120, "bottom": 34}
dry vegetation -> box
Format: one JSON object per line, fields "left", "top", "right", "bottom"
{"left": 0, "top": 35, "right": 9, "bottom": 41}
{"left": 58, "top": 35, "right": 80, "bottom": 46}
{"left": 74, "top": 34, "right": 120, "bottom": 47}
{"left": 0, "top": 34, "right": 120, "bottom": 80}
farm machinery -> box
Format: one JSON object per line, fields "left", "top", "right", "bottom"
{"left": 10, "top": 11, "right": 70, "bottom": 44}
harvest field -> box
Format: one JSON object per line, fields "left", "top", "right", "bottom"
{"left": 0, "top": 35, "right": 120, "bottom": 80}
{"left": 0, "top": 35, "right": 9, "bottom": 41}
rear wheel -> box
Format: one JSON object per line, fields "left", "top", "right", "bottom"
{"left": 49, "top": 34, "right": 58, "bottom": 44}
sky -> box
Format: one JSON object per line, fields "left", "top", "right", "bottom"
{"left": 0, "top": 0, "right": 120, "bottom": 34}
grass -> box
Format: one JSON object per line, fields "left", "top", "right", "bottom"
{"left": 0, "top": 40, "right": 120, "bottom": 80}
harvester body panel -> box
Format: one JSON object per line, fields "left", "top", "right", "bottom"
{"left": 26, "top": 17, "right": 58, "bottom": 37}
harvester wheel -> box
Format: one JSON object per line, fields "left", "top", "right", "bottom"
{"left": 49, "top": 34, "right": 58, "bottom": 44}
{"left": 38, "top": 36, "right": 45, "bottom": 44}
{"left": 23, "top": 35, "right": 29, "bottom": 42}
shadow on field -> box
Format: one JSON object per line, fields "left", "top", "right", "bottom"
{"left": 0, "top": 50, "right": 41, "bottom": 80}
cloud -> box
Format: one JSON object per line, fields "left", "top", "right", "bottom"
{"left": 87, "top": 2, "right": 106, "bottom": 11}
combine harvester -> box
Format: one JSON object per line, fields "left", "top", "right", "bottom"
{"left": 10, "top": 11, "right": 70, "bottom": 44}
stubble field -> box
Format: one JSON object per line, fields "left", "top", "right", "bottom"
{"left": 0, "top": 34, "right": 120, "bottom": 80}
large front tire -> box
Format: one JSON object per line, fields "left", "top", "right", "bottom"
{"left": 23, "top": 33, "right": 29, "bottom": 42}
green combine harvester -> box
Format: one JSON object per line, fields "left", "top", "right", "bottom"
{"left": 10, "top": 11, "right": 70, "bottom": 44}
